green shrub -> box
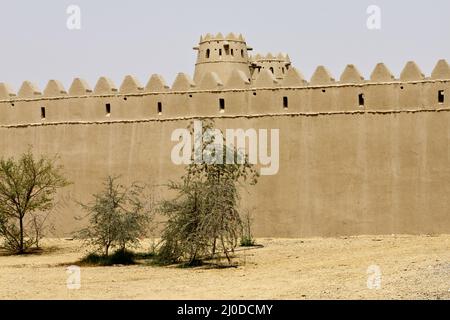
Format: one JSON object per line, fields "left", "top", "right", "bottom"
{"left": 75, "top": 176, "right": 154, "bottom": 257}
{"left": 78, "top": 249, "right": 136, "bottom": 266}
{"left": 240, "top": 237, "right": 256, "bottom": 247}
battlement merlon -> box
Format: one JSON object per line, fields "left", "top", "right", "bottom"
{"left": 0, "top": 33, "right": 449, "bottom": 101}
{"left": 1, "top": 61, "right": 449, "bottom": 101}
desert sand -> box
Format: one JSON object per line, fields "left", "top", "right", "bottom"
{"left": 0, "top": 235, "right": 449, "bottom": 300}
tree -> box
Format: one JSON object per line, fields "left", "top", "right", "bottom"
{"left": 76, "top": 176, "right": 153, "bottom": 257}
{"left": 159, "top": 120, "right": 259, "bottom": 265}
{"left": 0, "top": 150, "right": 69, "bottom": 254}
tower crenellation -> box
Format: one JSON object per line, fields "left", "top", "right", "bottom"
{"left": 193, "top": 32, "right": 253, "bottom": 84}
{"left": 250, "top": 53, "right": 291, "bottom": 81}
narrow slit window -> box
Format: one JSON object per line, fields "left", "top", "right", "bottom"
{"left": 105, "top": 103, "right": 111, "bottom": 115}
{"left": 206, "top": 49, "right": 210, "bottom": 59}
{"left": 157, "top": 102, "right": 162, "bottom": 114}
{"left": 358, "top": 93, "right": 365, "bottom": 107}
{"left": 241, "top": 49, "right": 244, "bottom": 58}
{"left": 41, "top": 107, "right": 46, "bottom": 120}
{"left": 219, "top": 49, "right": 222, "bottom": 56}
{"left": 283, "top": 96, "right": 289, "bottom": 109}
{"left": 219, "top": 98, "right": 225, "bottom": 112}
{"left": 438, "top": 90, "right": 445, "bottom": 104}
{"left": 270, "top": 67, "right": 274, "bottom": 74}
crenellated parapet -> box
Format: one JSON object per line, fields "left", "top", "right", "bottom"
{"left": 0, "top": 33, "right": 449, "bottom": 126}
{"left": 1, "top": 60, "right": 448, "bottom": 97}
{"left": 250, "top": 53, "right": 291, "bottom": 81}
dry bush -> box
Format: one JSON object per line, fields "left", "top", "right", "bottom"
{"left": 75, "top": 176, "right": 154, "bottom": 257}
{"left": 158, "top": 120, "right": 258, "bottom": 266}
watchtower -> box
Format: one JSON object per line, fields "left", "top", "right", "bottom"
{"left": 193, "top": 33, "right": 253, "bottom": 84}
{"left": 250, "top": 53, "right": 291, "bottom": 81}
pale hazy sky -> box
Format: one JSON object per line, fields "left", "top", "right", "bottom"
{"left": 0, "top": 0, "right": 449, "bottom": 90}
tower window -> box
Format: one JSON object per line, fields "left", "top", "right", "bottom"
{"left": 41, "top": 107, "right": 46, "bottom": 120}
{"left": 241, "top": 49, "right": 244, "bottom": 58}
{"left": 270, "top": 67, "right": 274, "bottom": 74}
{"left": 438, "top": 90, "right": 445, "bottom": 104}
{"left": 219, "top": 49, "right": 222, "bottom": 56}
{"left": 157, "top": 102, "right": 162, "bottom": 114}
{"left": 358, "top": 93, "right": 365, "bottom": 107}
{"left": 105, "top": 103, "right": 111, "bottom": 116}
{"left": 219, "top": 98, "right": 225, "bottom": 112}
{"left": 206, "top": 49, "right": 210, "bottom": 59}
{"left": 231, "top": 49, "right": 234, "bottom": 56}
{"left": 283, "top": 97, "right": 288, "bottom": 109}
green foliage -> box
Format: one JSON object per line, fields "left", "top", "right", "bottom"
{"left": 158, "top": 120, "right": 259, "bottom": 265}
{"left": 240, "top": 237, "right": 256, "bottom": 247}
{"left": 78, "top": 249, "right": 159, "bottom": 267}
{"left": 78, "top": 250, "right": 136, "bottom": 266}
{"left": 0, "top": 150, "right": 69, "bottom": 254}
{"left": 240, "top": 211, "right": 257, "bottom": 247}
{"left": 75, "top": 176, "right": 154, "bottom": 257}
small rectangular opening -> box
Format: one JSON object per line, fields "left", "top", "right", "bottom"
{"left": 105, "top": 103, "right": 111, "bottom": 116}
{"left": 358, "top": 93, "right": 365, "bottom": 107}
{"left": 438, "top": 90, "right": 445, "bottom": 104}
{"left": 283, "top": 96, "right": 289, "bottom": 109}
{"left": 219, "top": 98, "right": 225, "bottom": 112}
{"left": 41, "top": 107, "right": 46, "bottom": 120}
{"left": 157, "top": 102, "right": 162, "bottom": 114}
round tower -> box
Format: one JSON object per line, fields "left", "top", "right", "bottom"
{"left": 250, "top": 53, "right": 291, "bottom": 81}
{"left": 193, "top": 33, "right": 253, "bottom": 84}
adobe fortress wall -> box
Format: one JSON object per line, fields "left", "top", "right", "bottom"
{"left": 1, "top": 36, "right": 450, "bottom": 236}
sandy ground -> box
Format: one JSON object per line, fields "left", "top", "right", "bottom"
{"left": 0, "top": 235, "right": 449, "bottom": 300}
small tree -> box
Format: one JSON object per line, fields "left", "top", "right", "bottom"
{"left": 159, "top": 120, "right": 258, "bottom": 265}
{"left": 29, "top": 211, "right": 54, "bottom": 249}
{"left": 0, "top": 150, "right": 69, "bottom": 254}
{"left": 240, "top": 210, "right": 256, "bottom": 247}
{"left": 76, "top": 176, "right": 153, "bottom": 257}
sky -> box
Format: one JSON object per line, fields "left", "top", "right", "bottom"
{"left": 0, "top": 0, "right": 449, "bottom": 91}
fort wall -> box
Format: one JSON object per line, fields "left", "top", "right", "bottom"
{"left": 1, "top": 46, "right": 450, "bottom": 237}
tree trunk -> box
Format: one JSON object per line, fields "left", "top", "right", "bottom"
{"left": 19, "top": 215, "right": 24, "bottom": 254}
{"left": 212, "top": 238, "right": 216, "bottom": 257}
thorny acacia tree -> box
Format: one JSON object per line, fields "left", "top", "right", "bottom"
{"left": 159, "top": 120, "right": 259, "bottom": 265}
{"left": 76, "top": 176, "right": 154, "bottom": 257}
{"left": 0, "top": 150, "right": 69, "bottom": 254}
